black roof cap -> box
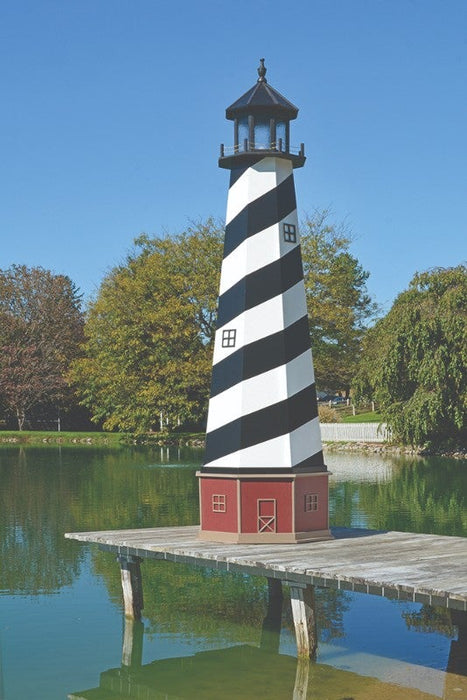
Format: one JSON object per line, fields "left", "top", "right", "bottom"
{"left": 225, "top": 59, "right": 299, "bottom": 120}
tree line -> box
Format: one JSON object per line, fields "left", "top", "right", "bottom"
{"left": 0, "top": 212, "right": 465, "bottom": 448}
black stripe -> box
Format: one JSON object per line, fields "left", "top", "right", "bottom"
{"left": 217, "top": 246, "right": 303, "bottom": 328}
{"left": 229, "top": 166, "right": 248, "bottom": 188}
{"left": 224, "top": 175, "right": 296, "bottom": 258}
{"left": 204, "top": 383, "right": 318, "bottom": 465}
{"left": 210, "top": 315, "right": 310, "bottom": 398}
{"left": 292, "top": 451, "right": 326, "bottom": 471}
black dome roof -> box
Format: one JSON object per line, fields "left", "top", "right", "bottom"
{"left": 225, "top": 60, "right": 299, "bottom": 120}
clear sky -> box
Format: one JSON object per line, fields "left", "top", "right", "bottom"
{"left": 1, "top": 0, "right": 466, "bottom": 312}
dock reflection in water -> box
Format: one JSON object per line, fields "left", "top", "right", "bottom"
{"left": 69, "top": 610, "right": 467, "bottom": 700}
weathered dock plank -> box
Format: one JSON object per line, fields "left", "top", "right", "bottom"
{"left": 65, "top": 525, "right": 467, "bottom": 611}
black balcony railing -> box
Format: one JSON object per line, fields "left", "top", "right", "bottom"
{"left": 220, "top": 140, "right": 305, "bottom": 158}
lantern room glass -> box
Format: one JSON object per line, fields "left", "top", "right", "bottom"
{"left": 238, "top": 117, "right": 248, "bottom": 151}
{"left": 254, "top": 118, "right": 270, "bottom": 149}
{"left": 276, "top": 121, "right": 286, "bottom": 150}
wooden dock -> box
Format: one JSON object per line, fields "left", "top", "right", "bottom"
{"left": 65, "top": 525, "right": 467, "bottom": 659}
{"left": 66, "top": 525, "right": 467, "bottom": 610}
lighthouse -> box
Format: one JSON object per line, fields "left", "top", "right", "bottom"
{"left": 197, "top": 60, "right": 332, "bottom": 543}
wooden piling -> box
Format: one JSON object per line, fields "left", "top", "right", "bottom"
{"left": 117, "top": 555, "right": 144, "bottom": 620}
{"left": 289, "top": 583, "right": 317, "bottom": 658}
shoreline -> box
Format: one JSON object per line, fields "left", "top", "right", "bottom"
{"left": 0, "top": 431, "right": 464, "bottom": 460}
{"left": 322, "top": 440, "right": 466, "bottom": 460}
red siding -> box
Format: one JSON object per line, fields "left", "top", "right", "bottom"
{"left": 294, "top": 474, "right": 329, "bottom": 532}
{"left": 200, "top": 478, "right": 238, "bottom": 533}
{"left": 240, "top": 480, "right": 293, "bottom": 533}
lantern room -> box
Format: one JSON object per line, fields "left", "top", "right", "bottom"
{"left": 219, "top": 58, "right": 305, "bottom": 169}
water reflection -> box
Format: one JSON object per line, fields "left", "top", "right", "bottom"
{"left": 0, "top": 445, "right": 466, "bottom": 698}
{"left": 327, "top": 453, "right": 467, "bottom": 535}
{"left": 68, "top": 612, "right": 467, "bottom": 700}
{"left": 326, "top": 451, "right": 395, "bottom": 482}
{"left": 0, "top": 446, "right": 199, "bottom": 594}
{"left": 1, "top": 447, "right": 465, "bottom": 596}
{"left": 92, "top": 555, "right": 351, "bottom": 647}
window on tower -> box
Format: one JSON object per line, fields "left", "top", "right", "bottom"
{"left": 212, "top": 494, "right": 226, "bottom": 512}
{"left": 222, "top": 329, "right": 236, "bottom": 348}
{"left": 304, "top": 493, "right": 319, "bottom": 512}
{"left": 283, "top": 223, "right": 297, "bottom": 243}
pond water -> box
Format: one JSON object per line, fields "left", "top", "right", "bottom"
{"left": 0, "top": 445, "right": 466, "bottom": 699}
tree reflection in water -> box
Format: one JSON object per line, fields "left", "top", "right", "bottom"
{"left": 1, "top": 445, "right": 466, "bottom": 698}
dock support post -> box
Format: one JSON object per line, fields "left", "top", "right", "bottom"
{"left": 117, "top": 555, "right": 144, "bottom": 620}
{"left": 289, "top": 582, "right": 317, "bottom": 658}
{"left": 260, "top": 578, "right": 283, "bottom": 653}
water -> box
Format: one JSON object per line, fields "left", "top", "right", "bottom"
{"left": 0, "top": 445, "right": 466, "bottom": 699}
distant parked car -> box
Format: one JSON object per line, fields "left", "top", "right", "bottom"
{"left": 317, "top": 392, "right": 333, "bottom": 403}
{"left": 330, "top": 396, "right": 346, "bottom": 405}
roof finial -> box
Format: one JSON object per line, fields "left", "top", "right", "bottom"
{"left": 257, "top": 58, "right": 267, "bottom": 83}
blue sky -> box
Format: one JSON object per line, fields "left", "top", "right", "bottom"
{"left": 1, "top": 0, "right": 466, "bottom": 312}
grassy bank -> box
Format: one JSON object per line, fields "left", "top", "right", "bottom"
{"left": 341, "top": 412, "right": 383, "bottom": 423}
{"left": 0, "top": 430, "right": 126, "bottom": 447}
{"left": 0, "top": 430, "right": 206, "bottom": 448}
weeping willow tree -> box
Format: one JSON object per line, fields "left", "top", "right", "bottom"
{"left": 354, "top": 265, "right": 466, "bottom": 447}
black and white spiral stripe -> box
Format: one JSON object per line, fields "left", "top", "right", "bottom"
{"left": 203, "top": 157, "right": 323, "bottom": 473}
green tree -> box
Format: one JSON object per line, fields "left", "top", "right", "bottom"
{"left": 70, "top": 219, "right": 223, "bottom": 432}
{"left": 72, "top": 213, "right": 374, "bottom": 432}
{"left": 354, "top": 265, "right": 467, "bottom": 446}
{"left": 0, "top": 265, "right": 84, "bottom": 429}
{"left": 301, "top": 210, "right": 378, "bottom": 394}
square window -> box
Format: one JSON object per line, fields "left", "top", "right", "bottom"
{"left": 283, "top": 223, "right": 297, "bottom": 243}
{"left": 304, "top": 493, "right": 319, "bottom": 512}
{"left": 222, "top": 329, "right": 236, "bottom": 348}
{"left": 212, "top": 494, "right": 226, "bottom": 512}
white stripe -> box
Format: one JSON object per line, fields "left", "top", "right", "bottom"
{"left": 212, "top": 280, "right": 307, "bottom": 365}
{"left": 287, "top": 349, "right": 315, "bottom": 397}
{"left": 204, "top": 417, "right": 322, "bottom": 470}
{"left": 226, "top": 157, "right": 292, "bottom": 225}
{"left": 219, "top": 209, "right": 300, "bottom": 296}
{"left": 206, "top": 350, "right": 315, "bottom": 433}
{"left": 290, "top": 417, "right": 323, "bottom": 465}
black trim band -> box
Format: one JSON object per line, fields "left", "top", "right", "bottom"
{"left": 217, "top": 245, "right": 303, "bottom": 328}
{"left": 204, "top": 383, "right": 318, "bottom": 464}
{"left": 224, "top": 175, "right": 296, "bottom": 258}
{"left": 210, "top": 315, "right": 311, "bottom": 398}
{"left": 200, "top": 459, "right": 327, "bottom": 475}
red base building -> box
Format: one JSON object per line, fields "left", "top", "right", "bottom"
{"left": 199, "top": 473, "right": 330, "bottom": 543}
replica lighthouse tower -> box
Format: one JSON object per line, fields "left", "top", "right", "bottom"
{"left": 198, "top": 60, "right": 331, "bottom": 543}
